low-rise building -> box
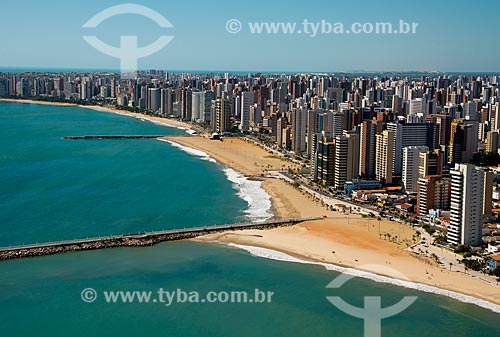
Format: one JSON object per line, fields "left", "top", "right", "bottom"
{"left": 487, "top": 255, "right": 500, "bottom": 271}
{"left": 344, "top": 179, "right": 382, "bottom": 194}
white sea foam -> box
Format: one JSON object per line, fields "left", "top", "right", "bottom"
{"left": 86, "top": 107, "right": 194, "bottom": 134}
{"left": 149, "top": 119, "right": 177, "bottom": 128}
{"left": 223, "top": 168, "right": 273, "bottom": 223}
{"left": 158, "top": 139, "right": 216, "bottom": 163}
{"left": 227, "top": 243, "right": 500, "bottom": 314}
{"left": 158, "top": 139, "right": 273, "bottom": 222}
{"left": 149, "top": 119, "right": 195, "bottom": 135}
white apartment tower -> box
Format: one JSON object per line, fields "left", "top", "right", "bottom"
{"left": 402, "top": 146, "right": 429, "bottom": 193}
{"left": 448, "top": 164, "right": 484, "bottom": 247}
{"left": 239, "top": 91, "right": 254, "bottom": 131}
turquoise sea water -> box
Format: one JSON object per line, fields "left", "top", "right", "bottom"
{"left": 0, "top": 102, "right": 248, "bottom": 246}
{"left": 0, "top": 242, "right": 499, "bottom": 337}
{"left": 0, "top": 102, "right": 499, "bottom": 336}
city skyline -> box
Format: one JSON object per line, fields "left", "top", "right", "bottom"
{"left": 1, "top": 0, "right": 500, "bottom": 72}
{"left": 2, "top": 1, "right": 500, "bottom": 334}
{"left": 4, "top": 68, "right": 500, "bottom": 250}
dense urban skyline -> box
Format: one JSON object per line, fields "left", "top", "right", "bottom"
{"left": 2, "top": 69, "right": 500, "bottom": 250}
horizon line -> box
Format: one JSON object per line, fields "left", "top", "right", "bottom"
{"left": 1, "top": 66, "right": 500, "bottom": 75}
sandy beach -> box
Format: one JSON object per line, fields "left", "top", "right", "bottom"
{"left": 3, "top": 98, "right": 500, "bottom": 307}
{"left": 0, "top": 98, "right": 195, "bottom": 131}
{"left": 164, "top": 136, "right": 299, "bottom": 176}
{"left": 79, "top": 105, "right": 197, "bottom": 131}
{"left": 0, "top": 98, "right": 78, "bottom": 107}
{"left": 168, "top": 135, "right": 500, "bottom": 306}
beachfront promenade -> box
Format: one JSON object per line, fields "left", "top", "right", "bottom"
{"left": 0, "top": 217, "right": 322, "bottom": 261}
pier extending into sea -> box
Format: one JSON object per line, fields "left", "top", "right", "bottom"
{"left": 0, "top": 217, "right": 322, "bottom": 261}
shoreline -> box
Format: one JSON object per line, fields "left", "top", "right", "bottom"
{"left": 3, "top": 97, "right": 500, "bottom": 310}
{"left": 164, "top": 136, "right": 500, "bottom": 308}
{"left": 0, "top": 98, "right": 197, "bottom": 133}
{"left": 0, "top": 98, "right": 275, "bottom": 222}
{"left": 226, "top": 242, "right": 500, "bottom": 314}
{"left": 195, "top": 226, "right": 500, "bottom": 309}
{"left": 159, "top": 138, "right": 274, "bottom": 222}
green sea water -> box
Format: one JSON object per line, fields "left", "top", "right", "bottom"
{"left": 0, "top": 102, "right": 248, "bottom": 246}
{"left": 0, "top": 242, "right": 499, "bottom": 337}
{"left": 0, "top": 102, "right": 499, "bottom": 336}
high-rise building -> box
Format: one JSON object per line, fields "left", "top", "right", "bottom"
{"left": 493, "top": 102, "right": 500, "bottom": 131}
{"left": 307, "top": 109, "right": 324, "bottom": 157}
{"left": 418, "top": 149, "right": 443, "bottom": 178}
{"left": 249, "top": 103, "right": 262, "bottom": 128}
{"left": 292, "top": 106, "right": 307, "bottom": 154}
{"left": 63, "top": 81, "right": 75, "bottom": 99}
{"left": 0, "top": 78, "right": 9, "bottom": 97}
{"left": 139, "top": 85, "right": 147, "bottom": 109}
{"left": 483, "top": 170, "right": 494, "bottom": 219}
{"left": 191, "top": 91, "right": 202, "bottom": 121}
{"left": 449, "top": 121, "right": 476, "bottom": 164}
{"left": 375, "top": 130, "right": 394, "bottom": 185}
{"left": 486, "top": 131, "right": 499, "bottom": 153}
{"left": 239, "top": 91, "right": 254, "bottom": 131}
{"left": 282, "top": 127, "right": 292, "bottom": 150}
{"left": 387, "top": 122, "right": 436, "bottom": 176}
{"left": 426, "top": 114, "right": 451, "bottom": 147}
{"left": 210, "top": 97, "right": 231, "bottom": 132}
{"left": 333, "top": 133, "right": 359, "bottom": 190}
{"left": 110, "top": 78, "right": 117, "bottom": 98}
{"left": 417, "top": 176, "right": 451, "bottom": 216}
{"left": 175, "top": 88, "right": 193, "bottom": 120}
{"left": 160, "top": 88, "right": 173, "bottom": 117}
{"left": 408, "top": 98, "right": 425, "bottom": 118}
{"left": 277, "top": 117, "right": 287, "bottom": 148}
{"left": 331, "top": 112, "right": 344, "bottom": 137}
{"left": 200, "top": 91, "right": 216, "bottom": 123}
{"left": 448, "top": 164, "right": 485, "bottom": 247}
{"left": 325, "top": 87, "right": 343, "bottom": 104}
{"left": 315, "top": 137, "right": 335, "bottom": 186}
{"left": 392, "top": 95, "right": 402, "bottom": 114}
{"left": 402, "top": 146, "right": 428, "bottom": 193}
{"left": 148, "top": 87, "right": 161, "bottom": 112}
{"left": 359, "top": 120, "right": 377, "bottom": 179}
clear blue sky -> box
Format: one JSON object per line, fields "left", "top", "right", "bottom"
{"left": 0, "top": 0, "right": 498, "bottom": 72}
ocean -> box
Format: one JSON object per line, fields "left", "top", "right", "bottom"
{"left": 0, "top": 102, "right": 272, "bottom": 246}
{"left": 0, "top": 102, "right": 499, "bottom": 336}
